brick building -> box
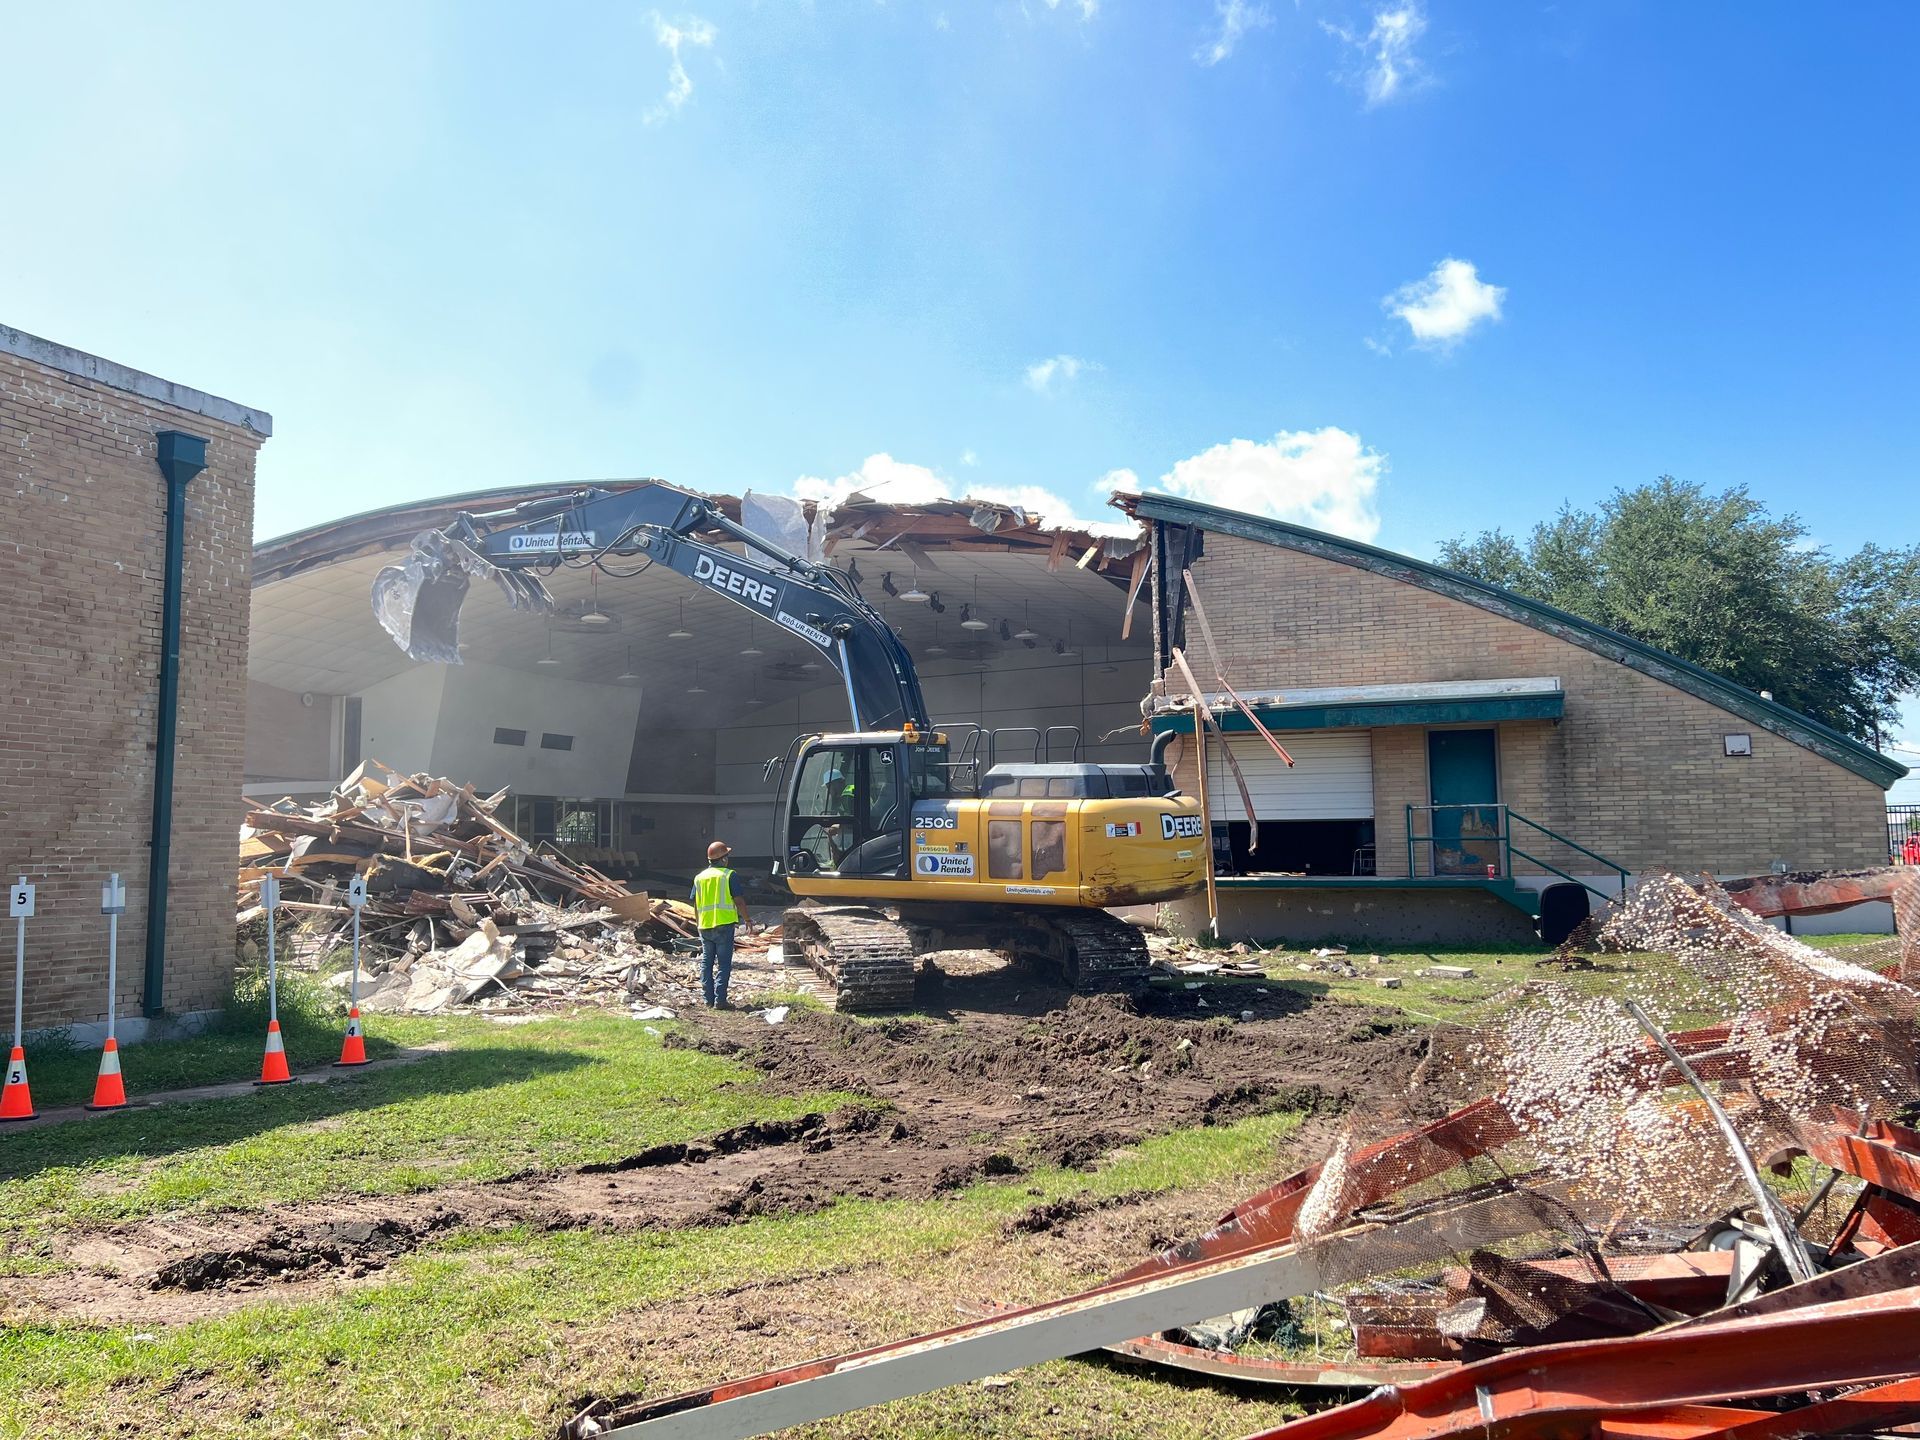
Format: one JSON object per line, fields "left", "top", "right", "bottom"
{"left": 1121, "top": 491, "right": 1906, "bottom": 944}
{"left": 2, "top": 325, "right": 270, "bottom": 1035}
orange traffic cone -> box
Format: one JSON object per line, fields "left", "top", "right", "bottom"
{"left": 86, "top": 1037, "right": 127, "bottom": 1111}
{"left": 255, "top": 1019, "right": 293, "bottom": 1086}
{"left": 1, "top": 1045, "right": 35, "bottom": 1122}
{"left": 333, "top": 1007, "right": 368, "bottom": 1068}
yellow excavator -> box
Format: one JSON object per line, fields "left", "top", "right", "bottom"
{"left": 372, "top": 481, "right": 1205, "bottom": 1009}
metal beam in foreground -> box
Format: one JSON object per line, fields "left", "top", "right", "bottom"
{"left": 574, "top": 1188, "right": 1561, "bottom": 1440}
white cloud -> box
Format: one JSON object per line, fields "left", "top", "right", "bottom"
{"left": 790, "top": 454, "right": 1131, "bottom": 535}
{"left": 1196, "top": 0, "right": 1272, "bottom": 66}
{"left": 1324, "top": 2, "right": 1429, "bottom": 107}
{"left": 793, "top": 453, "right": 949, "bottom": 512}
{"left": 646, "top": 13, "right": 715, "bottom": 125}
{"left": 1024, "top": 353, "right": 1097, "bottom": 393}
{"left": 1385, "top": 257, "right": 1505, "bottom": 348}
{"left": 959, "top": 448, "right": 979, "bottom": 467}
{"left": 1147, "top": 428, "right": 1385, "bottom": 541}
{"left": 1043, "top": 0, "right": 1099, "bottom": 18}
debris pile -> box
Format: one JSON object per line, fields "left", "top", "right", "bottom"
{"left": 237, "top": 762, "right": 764, "bottom": 1013}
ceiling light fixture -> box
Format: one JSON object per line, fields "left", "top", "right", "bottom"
{"left": 668, "top": 598, "right": 693, "bottom": 640}
{"left": 1058, "top": 622, "right": 1077, "bottom": 658}
{"left": 1014, "top": 602, "right": 1038, "bottom": 642}
{"left": 617, "top": 644, "right": 639, "bottom": 681}
{"left": 579, "top": 573, "right": 611, "bottom": 625}
{"left": 740, "top": 619, "right": 763, "bottom": 656}
{"left": 536, "top": 625, "right": 560, "bottom": 666}
{"left": 686, "top": 663, "right": 707, "bottom": 694}
{"left": 961, "top": 578, "right": 989, "bottom": 630}
{"left": 900, "top": 569, "right": 929, "bottom": 603}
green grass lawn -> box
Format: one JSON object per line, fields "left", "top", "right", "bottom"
{"left": 0, "top": 1110, "right": 1311, "bottom": 1440}
{"left": 0, "top": 1010, "right": 866, "bottom": 1274}
{"left": 0, "top": 931, "right": 1897, "bottom": 1439}
{"left": 1191, "top": 932, "right": 1896, "bottom": 1029}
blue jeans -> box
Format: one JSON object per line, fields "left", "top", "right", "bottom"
{"left": 700, "top": 923, "right": 736, "bottom": 1007}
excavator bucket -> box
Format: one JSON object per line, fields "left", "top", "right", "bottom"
{"left": 371, "top": 529, "right": 553, "bottom": 663}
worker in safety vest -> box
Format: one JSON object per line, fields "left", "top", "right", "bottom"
{"left": 691, "top": 840, "right": 740, "bottom": 1008}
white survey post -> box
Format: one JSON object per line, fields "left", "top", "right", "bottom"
{"left": 261, "top": 871, "right": 282, "bottom": 1023}
{"left": 346, "top": 873, "right": 367, "bottom": 1008}
{"left": 101, "top": 874, "right": 126, "bottom": 1042}
{"left": 10, "top": 878, "right": 32, "bottom": 1051}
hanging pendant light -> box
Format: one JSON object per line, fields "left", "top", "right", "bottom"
{"left": 686, "top": 661, "right": 707, "bottom": 694}
{"left": 1014, "top": 602, "right": 1038, "bottom": 642}
{"left": 617, "top": 644, "right": 639, "bottom": 681}
{"left": 1098, "top": 644, "right": 1119, "bottom": 675}
{"left": 668, "top": 598, "right": 693, "bottom": 640}
{"left": 536, "top": 624, "right": 560, "bottom": 666}
{"left": 926, "top": 619, "right": 946, "bottom": 656}
{"left": 900, "top": 568, "right": 929, "bottom": 603}
{"left": 961, "top": 577, "right": 989, "bottom": 630}
{"left": 579, "top": 571, "right": 611, "bottom": 625}
{"left": 1058, "top": 621, "right": 1077, "bottom": 658}
{"left": 740, "top": 618, "right": 763, "bottom": 656}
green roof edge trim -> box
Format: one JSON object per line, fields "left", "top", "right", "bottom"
{"left": 1151, "top": 691, "right": 1564, "bottom": 734}
{"left": 1124, "top": 491, "right": 1907, "bottom": 790}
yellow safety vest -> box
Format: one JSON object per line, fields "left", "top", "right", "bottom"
{"left": 693, "top": 866, "right": 738, "bottom": 930}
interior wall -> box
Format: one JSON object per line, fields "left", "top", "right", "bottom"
{"left": 357, "top": 665, "right": 447, "bottom": 777}
{"left": 244, "top": 679, "right": 338, "bottom": 785}
{"left": 428, "top": 661, "right": 643, "bottom": 796}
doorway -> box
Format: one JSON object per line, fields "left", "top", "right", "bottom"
{"left": 1427, "top": 728, "right": 1500, "bottom": 876}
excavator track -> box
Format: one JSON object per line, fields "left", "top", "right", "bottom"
{"left": 1043, "top": 910, "right": 1152, "bottom": 992}
{"left": 782, "top": 905, "right": 918, "bottom": 1013}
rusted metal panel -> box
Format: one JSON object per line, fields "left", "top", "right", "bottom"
{"left": 1241, "top": 1286, "right": 1920, "bottom": 1440}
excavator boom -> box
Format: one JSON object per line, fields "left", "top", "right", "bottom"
{"left": 370, "top": 482, "right": 931, "bottom": 733}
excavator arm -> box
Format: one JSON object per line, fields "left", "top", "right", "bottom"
{"left": 371, "top": 482, "right": 932, "bottom": 733}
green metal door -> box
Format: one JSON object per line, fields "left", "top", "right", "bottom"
{"left": 1427, "top": 729, "right": 1499, "bottom": 876}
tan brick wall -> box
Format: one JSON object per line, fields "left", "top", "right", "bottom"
{"left": 1, "top": 351, "right": 263, "bottom": 1029}
{"left": 1166, "top": 533, "right": 1888, "bottom": 879}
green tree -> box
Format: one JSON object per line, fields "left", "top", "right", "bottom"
{"left": 1437, "top": 477, "right": 1920, "bottom": 743}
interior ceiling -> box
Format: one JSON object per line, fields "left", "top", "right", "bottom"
{"left": 249, "top": 497, "right": 1155, "bottom": 724}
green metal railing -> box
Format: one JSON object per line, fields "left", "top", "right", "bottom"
{"left": 1405, "top": 804, "right": 1629, "bottom": 902}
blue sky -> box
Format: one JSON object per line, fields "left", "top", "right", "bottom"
{"left": 7, "top": 1, "right": 1918, "bottom": 776}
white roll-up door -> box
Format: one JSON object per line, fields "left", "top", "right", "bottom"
{"left": 1204, "top": 731, "right": 1373, "bottom": 821}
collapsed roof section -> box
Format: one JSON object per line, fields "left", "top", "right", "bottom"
{"left": 250, "top": 483, "right": 1152, "bottom": 708}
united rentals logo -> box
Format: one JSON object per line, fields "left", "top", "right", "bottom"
{"left": 693, "top": 554, "right": 778, "bottom": 609}
{"left": 508, "top": 531, "right": 596, "bottom": 553}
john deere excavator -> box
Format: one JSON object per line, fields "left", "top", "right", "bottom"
{"left": 371, "top": 482, "right": 1206, "bottom": 1010}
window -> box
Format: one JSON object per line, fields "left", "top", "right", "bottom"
{"left": 988, "top": 819, "right": 1024, "bottom": 880}
{"left": 794, "top": 747, "right": 855, "bottom": 818}
{"left": 907, "top": 744, "right": 950, "bottom": 800}
{"left": 493, "top": 727, "right": 527, "bottom": 747}
{"left": 863, "top": 747, "right": 901, "bottom": 832}
{"left": 1031, "top": 819, "right": 1066, "bottom": 880}
{"left": 540, "top": 732, "right": 574, "bottom": 751}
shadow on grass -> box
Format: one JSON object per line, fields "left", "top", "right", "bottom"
{"left": 0, "top": 1043, "right": 592, "bottom": 1180}
{"left": 21, "top": 969, "right": 420, "bottom": 1108}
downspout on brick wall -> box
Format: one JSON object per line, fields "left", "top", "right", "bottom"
{"left": 144, "top": 430, "right": 208, "bottom": 1017}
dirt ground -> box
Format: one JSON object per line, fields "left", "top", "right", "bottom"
{"left": 16, "top": 954, "right": 1422, "bottom": 1327}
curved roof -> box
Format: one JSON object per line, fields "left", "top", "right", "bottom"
{"left": 1119, "top": 490, "right": 1907, "bottom": 790}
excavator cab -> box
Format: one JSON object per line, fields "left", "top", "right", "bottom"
{"left": 782, "top": 733, "right": 949, "bottom": 880}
